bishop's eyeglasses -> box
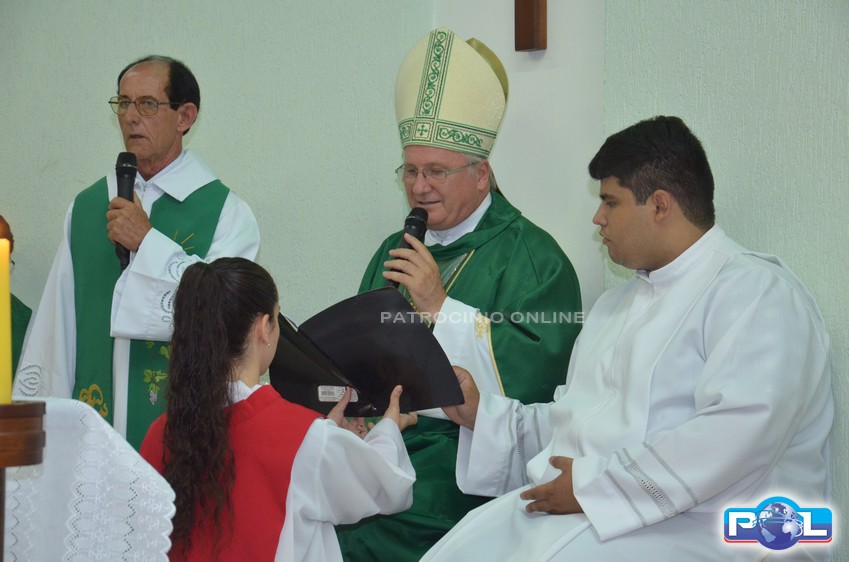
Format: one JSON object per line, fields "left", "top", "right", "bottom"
{"left": 395, "top": 162, "right": 475, "bottom": 185}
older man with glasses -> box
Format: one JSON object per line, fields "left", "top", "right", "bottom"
{"left": 336, "top": 28, "right": 583, "bottom": 562}
{"left": 14, "top": 55, "right": 259, "bottom": 449}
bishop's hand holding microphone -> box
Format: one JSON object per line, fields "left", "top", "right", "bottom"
{"left": 383, "top": 207, "right": 449, "bottom": 321}
{"left": 385, "top": 207, "right": 428, "bottom": 288}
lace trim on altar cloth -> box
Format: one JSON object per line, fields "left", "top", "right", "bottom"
{"left": 4, "top": 398, "right": 175, "bottom": 561}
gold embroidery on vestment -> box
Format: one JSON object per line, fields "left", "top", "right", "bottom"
{"left": 474, "top": 313, "right": 489, "bottom": 339}
{"left": 78, "top": 384, "right": 109, "bottom": 417}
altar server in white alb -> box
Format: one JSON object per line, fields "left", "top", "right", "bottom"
{"left": 14, "top": 55, "right": 259, "bottom": 449}
{"left": 140, "top": 258, "right": 416, "bottom": 561}
{"left": 425, "top": 116, "right": 833, "bottom": 561}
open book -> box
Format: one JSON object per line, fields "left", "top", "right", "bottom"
{"left": 268, "top": 288, "right": 463, "bottom": 416}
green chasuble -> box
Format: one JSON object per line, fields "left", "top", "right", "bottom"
{"left": 336, "top": 191, "right": 582, "bottom": 562}
{"left": 70, "top": 177, "right": 229, "bottom": 449}
{"left": 11, "top": 293, "right": 32, "bottom": 376}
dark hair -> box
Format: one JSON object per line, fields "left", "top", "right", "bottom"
{"left": 117, "top": 55, "right": 200, "bottom": 134}
{"left": 163, "top": 257, "right": 277, "bottom": 555}
{"left": 0, "top": 215, "right": 13, "bottom": 253}
{"left": 588, "top": 116, "right": 715, "bottom": 229}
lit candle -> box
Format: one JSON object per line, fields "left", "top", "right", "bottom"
{"left": 0, "top": 238, "right": 11, "bottom": 403}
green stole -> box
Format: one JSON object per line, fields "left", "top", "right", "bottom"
{"left": 71, "top": 178, "right": 229, "bottom": 449}
{"left": 337, "top": 191, "right": 582, "bottom": 561}
{"left": 11, "top": 293, "right": 32, "bottom": 376}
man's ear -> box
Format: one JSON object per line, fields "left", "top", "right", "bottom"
{"left": 176, "top": 103, "right": 198, "bottom": 134}
{"left": 476, "top": 159, "right": 492, "bottom": 192}
{"left": 650, "top": 189, "right": 673, "bottom": 222}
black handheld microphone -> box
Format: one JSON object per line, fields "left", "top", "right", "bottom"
{"left": 386, "top": 207, "right": 428, "bottom": 288}
{"left": 115, "top": 152, "right": 137, "bottom": 270}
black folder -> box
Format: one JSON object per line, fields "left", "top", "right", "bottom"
{"left": 268, "top": 288, "right": 463, "bottom": 416}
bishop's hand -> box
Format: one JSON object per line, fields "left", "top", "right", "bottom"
{"left": 382, "top": 234, "right": 446, "bottom": 320}
{"left": 442, "top": 366, "right": 479, "bottom": 430}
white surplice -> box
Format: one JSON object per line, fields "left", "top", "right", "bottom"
{"left": 425, "top": 227, "right": 833, "bottom": 561}
{"left": 13, "top": 150, "right": 260, "bottom": 437}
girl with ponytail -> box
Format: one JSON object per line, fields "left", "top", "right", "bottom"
{"left": 140, "top": 257, "right": 416, "bottom": 561}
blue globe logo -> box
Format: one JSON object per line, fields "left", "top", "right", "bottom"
{"left": 757, "top": 501, "right": 803, "bottom": 550}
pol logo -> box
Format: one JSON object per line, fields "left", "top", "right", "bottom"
{"left": 724, "top": 496, "right": 832, "bottom": 550}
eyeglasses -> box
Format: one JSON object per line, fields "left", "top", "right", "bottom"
{"left": 108, "top": 96, "right": 178, "bottom": 116}
{"left": 9, "top": 258, "right": 14, "bottom": 273}
{"left": 395, "top": 162, "right": 475, "bottom": 185}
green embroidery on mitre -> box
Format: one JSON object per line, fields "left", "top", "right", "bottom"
{"left": 395, "top": 27, "right": 509, "bottom": 158}
{"left": 399, "top": 118, "right": 496, "bottom": 154}
{"left": 416, "top": 28, "right": 450, "bottom": 120}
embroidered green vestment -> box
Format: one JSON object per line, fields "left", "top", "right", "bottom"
{"left": 71, "top": 178, "right": 229, "bottom": 449}
{"left": 337, "top": 192, "right": 582, "bottom": 561}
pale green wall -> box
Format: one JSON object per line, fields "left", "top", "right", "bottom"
{"left": 603, "top": 0, "right": 849, "bottom": 555}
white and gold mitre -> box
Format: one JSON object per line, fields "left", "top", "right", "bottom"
{"left": 395, "top": 27, "right": 509, "bottom": 158}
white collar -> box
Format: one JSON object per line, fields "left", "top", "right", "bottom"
{"left": 135, "top": 150, "right": 217, "bottom": 201}
{"left": 228, "top": 380, "right": 265, "bottom": 403}
{"left": 636, "top": 226, "right": 724, "bottom": 285}
{"left": 424, "top": 193, "right": 492, "bottom": 246}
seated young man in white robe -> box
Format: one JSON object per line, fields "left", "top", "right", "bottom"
{"left": 423, "top": 116, "right": 833, "bottom": 562}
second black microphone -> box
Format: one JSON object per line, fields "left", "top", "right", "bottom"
{"left": 386, "top": 207, "right": 428, "bottom": 288}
